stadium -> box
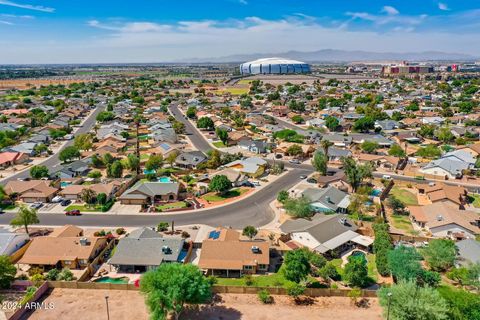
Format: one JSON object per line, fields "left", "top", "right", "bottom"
{"left": 239, "top": 57, "right": 311, "bottom": 75}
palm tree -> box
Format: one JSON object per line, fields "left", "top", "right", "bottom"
{"left": 320, "top": 140, "right": 333, "bottom": 158}
{"left": 80, "top": 188, "right": 97, "bottom": 207}
{"left": 10, "top": 205, "right": 39, "bottom": 234}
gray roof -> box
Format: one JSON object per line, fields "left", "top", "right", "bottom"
{"left": 456, "top": 239, "right": 480, "bottom": 265}
{"left": 280, "top": 213, "right": 358, "bottom": 244}
{"left": 301, "top": 186, "right": 350, "bottom": 211}
{"left": 120, "top": 181, "right": 180, "bottom": 200}
{"left": 423, "top": 158, "right": 470, "bottom": 176}
{"left": 351, "top": 133, "right": 393, "bottom": 146}
{"left": 321, "top": 133, "right": 352, "bottom": 144}
{"left": 0, "top": 229, "right": 28, "bottom": 255}
{"left": 109, "top": 228, "right": 184, "bottom": 266}
{"left": 175, "top": 151, "right": 207, "bottom": 167}
{"left": 317, "top": 147, "right": 351, "bottom": 158}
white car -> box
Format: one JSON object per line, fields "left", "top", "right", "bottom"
{"left": 51, "top": 196, "right": 64, "bottom": 203}
{"left": 30, "top": 202, "right": 43, "bottom": 209}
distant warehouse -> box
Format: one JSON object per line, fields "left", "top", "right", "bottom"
{"left": 382, "top": 62, "right": 434, "bottom": 76}
{"left": 240, "top": 57, "right": 311, "bottom": 75}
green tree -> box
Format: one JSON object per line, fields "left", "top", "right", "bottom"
{"left": 388, "top": 245, "right": 423, "bottom": 282}
{"left": 283, "top": 196, "right": 313, "bottom": 218}
{"left": 91, "top": 154, "right": 104, "bottom": 168}
{"left": 107, "top": 160, "right": 123, "bottom": 178}
{"left": 127, "top": 154, "right": 140, "bottom": 172}
{"left": 197, "top": 117, "right": 215, "bottom": 130}
{"left": 312, "top": 152, "right": 328, "bottom": 176}
{"left": 59, "top": 146, "right": 80, "bottom": 163}
{"left": 421, "top": 239, "right": 456, "bottom": 272}
{"left": 10, "top": 204, "right": 39, "bottom": 234}
{"left": 80, "top": 188, "right": 97, "bottom": 206}
{"left": 283, "top": 249, "right": 311, "bottom": 283}
{"left": 145, "top": 154, "right": 163, "bottom": 171}
{"left": 416, "top": 144, "right": 442, "bottom": 158}
{"left": 166, "top": 151, "right": 179, "bottom": 168}
{"left": 140, "top": 263, "right": 211, "bottom": 320}
{"left": 353, "top": 116, "right": 375, "bottom": 132}
{"left": 242, "top": 226, "right": 258, "bottom": 239}
{"left": 208, "top": 175, "right": 232, "bottom": 194}
{"left": 435, "top": 127, "right": 455, "bottom": 143}
{"left": 215, "top": 127, "right": 228, "bottom": 145}
{"left": 286, "top": 144, "right": 303, "bottom": 157}
{"left": 318, "top": 262, "right": 339, "bottom": 283}
{"left": 373, "top": 223, "right": 392, "bottom": 277}
{"left": 277, "top": 190, "right": 289, "bottom": 203}
{"left": 378, "top": 281, "right": 449, "bottom": 320}
{"left": 96, "top": 111, "right": 115, "bottom": 122}
{"left": 387, "top": 196, "right": 407, "bottom": 215}
{"left": 438, "top": 285, "right": 480, "bottom": 320}
{"left": 0, "top": 255, "right": 16, "bottom": 289}
{"left": 341, "top": 157, "right": 373, "bottom": 192}
{"left": 73, "top": 133, "right": 93, "bottom": 151}
{"left": 343, "top": 255, "right": 369, "bottom": 288}
{"left": 96, "top": 193, "right": 107, "bottom": 205}
{"left": 103, "top": 153, "right": 114, "bottom": 165}
{"left": 291, "top": 115, "right": 304, "bottom": 124}
{"left": 186, "top": 106, "right": 197, "bottom": 119}
{"left": 388, "top": 144, "right": 406, "bottom": 158}
{"left": 29, "top": 165, "right": 49, "bottom": 179}
{"left": 325, "top": 116, "right": 340, "bottom": 131}
{"left": 361, "top": 141, "right": 379, "bottom": 154}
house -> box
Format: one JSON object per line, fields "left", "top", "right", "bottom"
{"left": 351, "top": 134, "right": 393, "bottom": 147}
{"left": 0, "top": 228, "right": 29, "bottom": 256}
{"left": 223, "top": 157, "right": 267, "bottom": 177}
{"left": 375, "top": 120, "right": 400, "bottom": 131}
{"left": 409, "top": 202, "right": 480, "bottom": 239}
{"left": 420, "top": 158, "right": 471, "bottom": 179}
{"left": 280, "top": 214, "right": 373, "bottom": 256}
{"left": 18, "top": 225, "right": 107, "bottom": 270}
{"left": 272, "top": 105, "right": 288, "bottom": 117}
{"left": 211, "top": 168, "right": 248, "bottom": 187}
{"left": 109, "top": 227, "right": 185, "bottom": 273}
{"left": 238, "top": 139, "right": 270, "bottom": 154}
{"left": 321, "top": 134, "right": 352, "bottom": 147}
{"left": 50, "top": 159, "right": 91, "bottom": 179}
{"left": 0, "top": 152, "right": 29, "bottom": 168}
{"left": 5, "top": 142, "right": 38, "bottom": 156}
{"left": 455, "top": 239, "right": 480, "bottom": 266}
{"left": 60, "top": 182, "right": 121, "bottom": 201}
{"left": 198, "top": 228, "right": 270, "bottom": 277}
{"left": 395, "top": 131, "right": 423, "bottom": 144}
{"left": 118, "top": 181, "right": 180, "bottom": 205}
{"left": 4, "top": 180, "right": 58, "bottom": 203}
{"left": 416, "top": 183, "right": 467, "bottom": 207}
{"left": 357, "top": 154, "right": 400, "bottom": 172}
{"left": 300, "top": 186, "right": 351, "bottom": 213}
{"left": 316, "top": 147, "right": 351, "bottom": 163}
{"left": 306, "top": 118, "right": 326, "bottom": 128}
{"left": 175, "top": 151, "right": 207, "bottom": 169}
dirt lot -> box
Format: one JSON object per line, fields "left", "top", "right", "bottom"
{"left": 27, "top": 288, "right": 149, "bottom": 320}
{"left": 0, "top": 78, "right": 94, "bottom": 89}
{"left": 27, "top": 289, "right": 382, "bottom": 320}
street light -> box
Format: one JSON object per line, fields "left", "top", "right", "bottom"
{"left": 105, "top": 295, "right": 110, "bottom": 320}
{"left": 387, "top": 292, "right": 393, "bottom": 320}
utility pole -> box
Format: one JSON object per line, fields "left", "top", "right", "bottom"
{"left": 386, "top": 292, "right": 393, "bottom": 320}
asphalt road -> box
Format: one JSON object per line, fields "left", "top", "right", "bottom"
{"left": 1, "top": 103, "right": 107, "bottom": 184}
{"left": 170, "top": 104, "right": 212, "bottom": 153}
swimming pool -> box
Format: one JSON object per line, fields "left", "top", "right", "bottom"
{"left": 371, "top": 189, "right": 382, "bottom": 197}
{"left": 60, "top": 181, "right": 72, "bottom": 188}
{"left": 94, "top": 276, "right": 129, "bottom": 284}
{"left": 158, "top": 176, "right": 171, "bottom": 183}
{"left": 351, "top": 250, "right": 367, "bottom": 262}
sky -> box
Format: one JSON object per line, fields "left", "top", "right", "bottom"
{"left": 0, "top": 0, "right": 479, "bottom": 63}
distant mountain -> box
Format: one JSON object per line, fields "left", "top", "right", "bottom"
{"left": 182, "top": 49, "right": 476, "bottom": 63}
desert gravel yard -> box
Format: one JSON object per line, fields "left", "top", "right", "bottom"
{"left": 27, "top": 289, "right": 382, "bottom": 320}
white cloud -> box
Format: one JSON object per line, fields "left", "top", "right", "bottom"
{"left": 0, "top": 0, "right": 54, "bottom": 12}
{"left": 1, "top": 16, "right": 479, "bottom": 63}
{"left": 382, "top": 6, "right": 399, "bottom": 16}
{"left": 0, "top": 20, "right": 13, "bottom": 25}
{"left": 438, "top": 3, "right": 450, "bottom": 11}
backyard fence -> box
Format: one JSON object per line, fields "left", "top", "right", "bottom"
{"left": 45, "top": 281, "right": 377, "bottom": 297}
{"left": 8, "top": 281, "right": 49, "bottom": 320}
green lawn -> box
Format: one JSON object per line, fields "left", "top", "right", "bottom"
{"left": 0, "top": 203, "right": 16, "bottom": 210}
{"left": 216, "top": 267, "right": 294, "bottom": 288}
{"left": 468, "top": 194, "right": 480, "bottom": 208}
{"left": 391, "top": 214, "right": 415, "bottom": 234}
{"left": 220, "top": 87, "right": 249, "bottom": 95}
{"left": 156, "top": 201, "right": 187, "bottom": 211}
{"left": 201, "top": 188, "right": 248, "bottom": 202}
{"left": 390, "top": 187, "right": 418, "bottom": 205}
{"left": 65, "top": 204, "right": 101, "bottom": 212}
{"left": 366, "top": 254, "right": 378, "bottom": 282}
{"left": 212, "top": 141, "right": 227, "bottom": 148}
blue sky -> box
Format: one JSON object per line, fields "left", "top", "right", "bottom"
{"left": 0, "top": 0, "right": 479, "bottom": 63}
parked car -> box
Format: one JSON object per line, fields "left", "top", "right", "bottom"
{"left": 252, "top": 181, "right": 261, "bottom": 187}
{"left": 65, "top": 209, "right": 81, "bottom": 216}
{"left": 52, "top": 196, "right": 64, "bottom": 203}
{"left": 289, "top": 159, "right": 301, "bottom": 164}
{"left": 60, "top": 199, "right": 72, "bottom": 206}
{"left": 307, "top": 178, "right": 317, "bottom": 184}
{"left": 30, "top": 202, "right": 43, "bottom": 209}
{"left": 300, "top": 175, "right": 307, "bottom": 179}
{"left": 242, "top": 181, "right": 255, "bottom": 188}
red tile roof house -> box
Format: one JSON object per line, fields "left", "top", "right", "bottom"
{"left": 0, "top": 152, "right": 29, "bottom": 169}
{"left": 4, "top": 180, "right": 58, "bottom": 203}
{"left": 60, "top": 182, "right": 122, "bottom": 201}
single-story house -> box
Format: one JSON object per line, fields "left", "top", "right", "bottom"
{"left": 60, "top": 182, "right": 121, "bottom": 201}
{"left": 357, "top": 154, "right": 399, "bottom": 172}
{"left": 300, "top": 186, "right": 351, "bottom": 214}
{"left": 416, "top": 183, "right": 467, "bottom": 207}
{"left": 0, "top": 152, "right": 29, "bottom": 169}
{"left": 420, "top": 158, "right": 471, "bottom": 179}
{"left": 175, "top": 151, "right": 207, "bottom": 169}
{"left": 0, "top": 228, "right": 29, "bottom": 256}
{"left": 238, "top": 139, "right": 270, "bottom": 154}
{"left": 198, "top": 228, "right": 270, "bottom": 277}
{"left": 223, "top": 157, "right": 267, "bottom": 177}
{"left": 409, "top": 202, "right": 480, "bottom": 240}
{"left": 211, "top": 168, "right": 248, "bottom": 187}
{"left": 118, "top": 181, "right": 180, "bottom": 205}
{"left": 18, "top": 225, "right": 107, "bottom": 270}
{"left": 4, "top": 180, "right": 58, "bottom": 203}
{"left": 109, "top": 227, "right": 185, "bottom": 273}
{"left": 280, "top": 214, "right": 373, "bottom": 256}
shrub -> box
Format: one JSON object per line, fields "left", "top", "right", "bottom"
{"left": 157, "top": 222, "right": 169, "bottom": 232}
{"left": 258, "top": 289, "right": 274, "bottom": 304}
{"left": 287, "top": 283, "right": 306, "bottom": 303}
{"left": 181, "top": 231, "right": 190, "bottom": 238}
{"left": 243, "top": 274, "right": 255, "bottom": 286}
{"left": 20, "top": 286, "right": 37, "bottom": 306}
{"left": 28, "top": 267, "right": 43, "bottom": 277}
{"left": 116, "top": 227, "right": 126, "bottom": 235}
{"left": 45, "top": 269, "right": 60, "bottom": 281}
{"left": 30, "top": 273, "right": 45, "bottom": 287}
{"left": 57, "top": 268, "right": 74, "bottom": 281}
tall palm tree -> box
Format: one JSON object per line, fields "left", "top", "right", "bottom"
{"left": 320, "top": 140, "right": 334, "bottom": 158}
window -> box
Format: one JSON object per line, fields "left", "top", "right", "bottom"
{"left": 244, "top": 265, "right": 253, "bottom": 270}
{"left": 63, "top": 260, "right": 72, "bottom": 265}
{"left": 258, "top": 264, "right": 268, "bottom": 270}
{"left": 79, "top": 259, "right": 88, "bottom": 265}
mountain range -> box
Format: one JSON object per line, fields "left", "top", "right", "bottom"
{"left": 181, "top": 49, "right": 476, "bottom": 63}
